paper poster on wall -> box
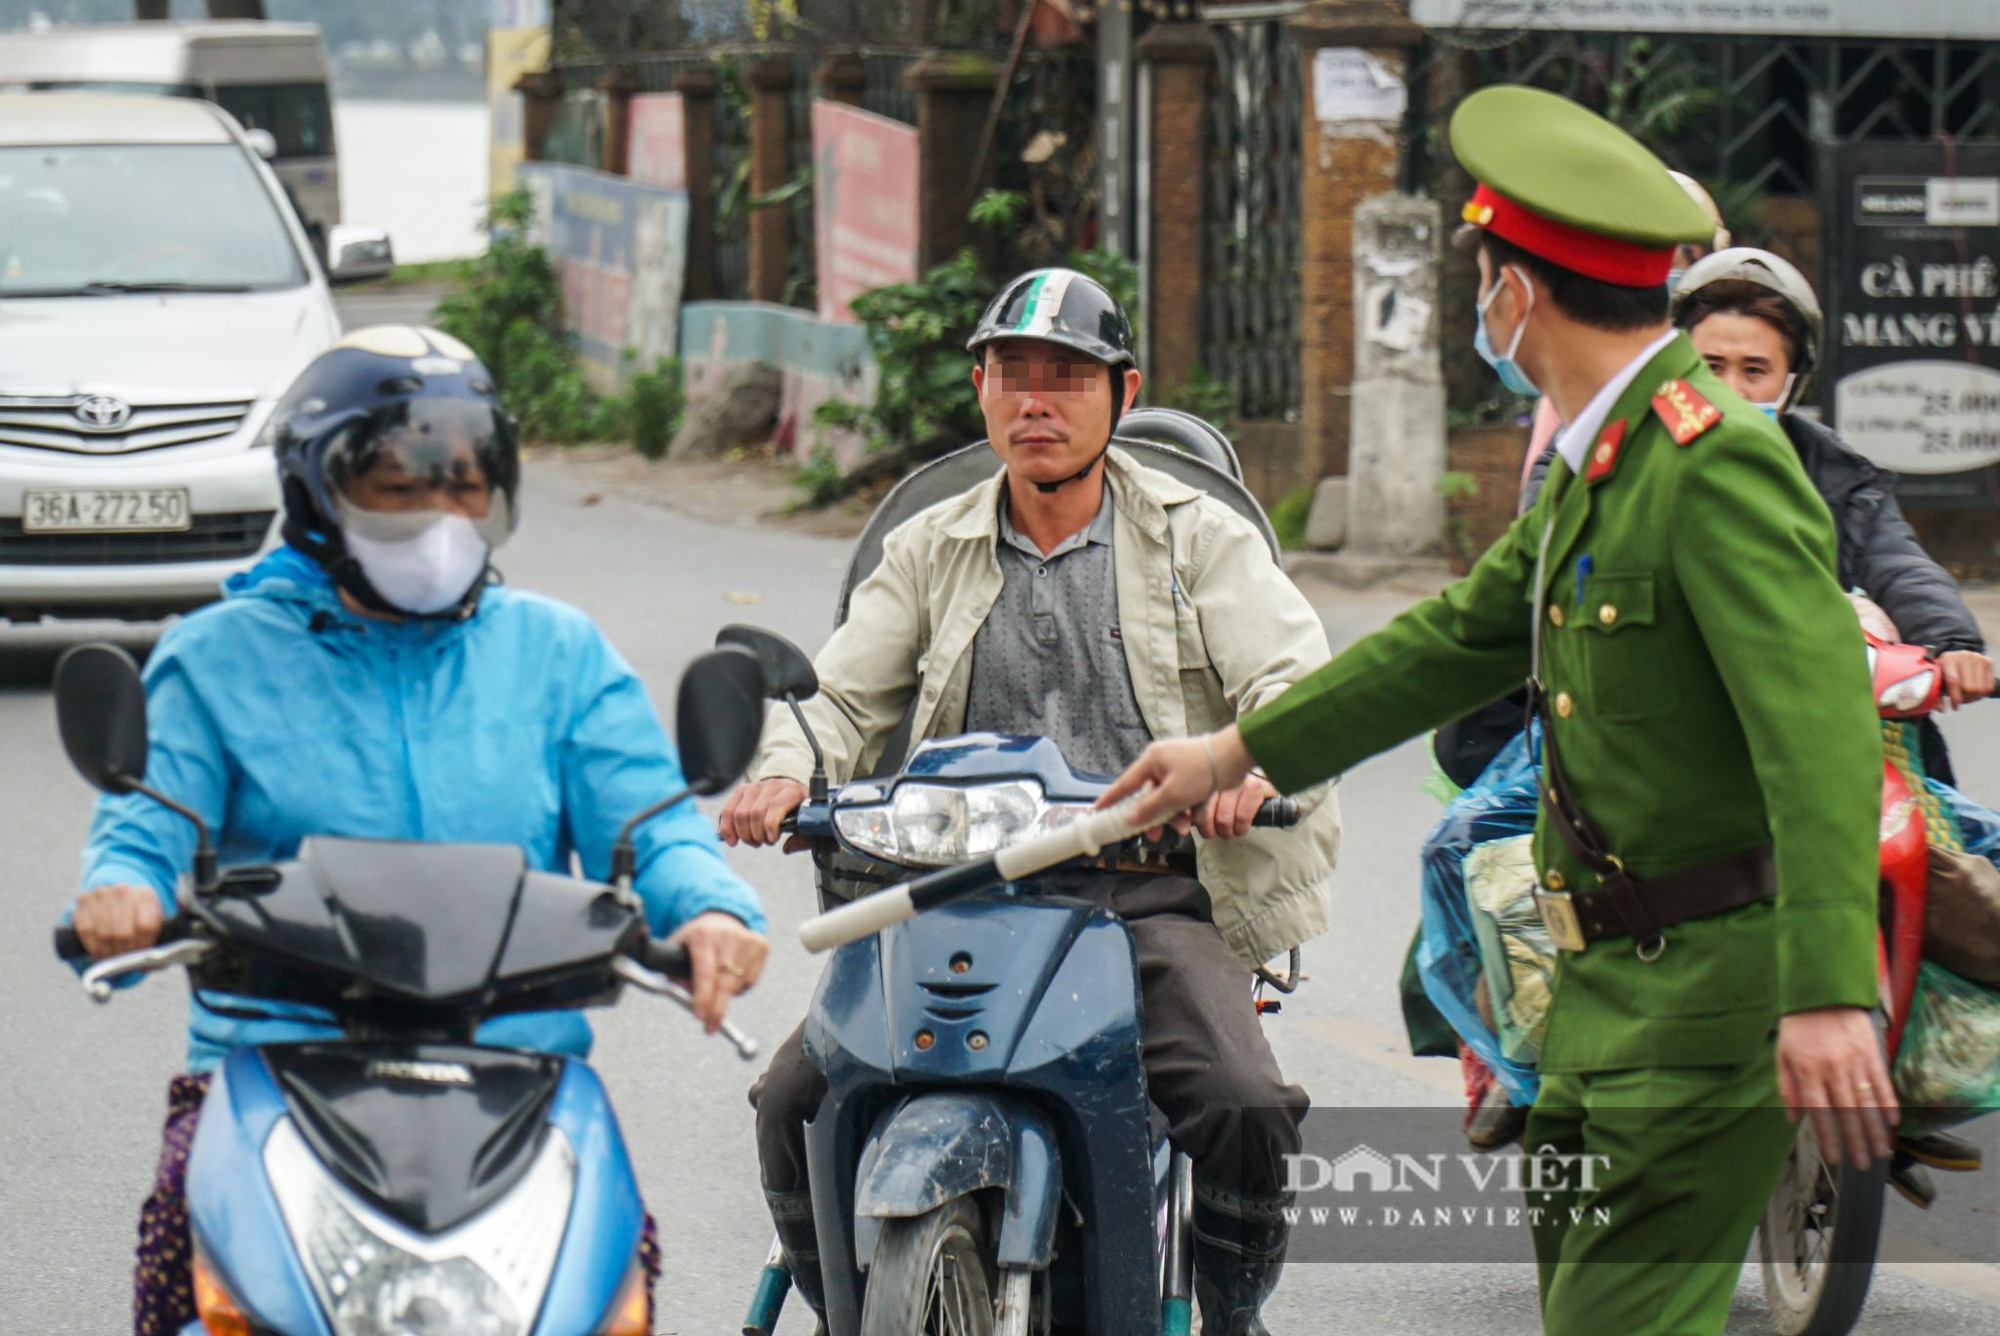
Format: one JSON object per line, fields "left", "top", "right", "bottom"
{"left": 811, "top": 100, "right": 920, "bottom": 325}
{"left": 517, "top": 162, "right": 688, "bottom": 390}
{"left": 1312, "top": 47, "right": 1406, "bottom": 122}
{"left": 627, "top": 94, "right": 687, "bottom": 191}
{"left": 486, "top": 24, "right": 550, "bottom": 201}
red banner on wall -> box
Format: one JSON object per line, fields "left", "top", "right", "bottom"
{"left": 627, "top": 93, "right": 687, "bottom": 191}
{"left": 811, "top": 100, "right": 920, "bottom": 324}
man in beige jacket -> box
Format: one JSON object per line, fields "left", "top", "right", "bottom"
{"left": 720, "top": 269, "right": 1340, "bottom": 1334}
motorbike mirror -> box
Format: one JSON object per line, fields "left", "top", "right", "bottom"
{"left": 715, "top": 625, "right": 819, "bottom": 702}
{"left": 677, "top": 645, "right": 767, "bottom": 795}
{"left": 54, "top": 643, "right": 149, "bottom": 794}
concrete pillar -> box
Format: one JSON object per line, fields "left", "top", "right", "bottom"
{"left": 746, "top": 52, "right": 795, "bottom": 305}
{"left": 905, "top": 53, "right": 1003, "bottom": 272}
{"left": 1136, "top": 22, "right": 1214, "bottom": 393}
{"left": 1340, "top": 194, "right": 1446, "bottom": 556}
{"left": 1291, "top": 0, "right": 1423, "bottom": 480}
{"left": 815, "top": 49, "right": 868, "bottom": 109}
{"left": 597, "top": 67, "right": 636, "bottom": 176}
{"left": 676, "top": 65, "right": 720, "bottom": 303}
{"left": 513, "top": 70, "right": 564, "bottom": 164}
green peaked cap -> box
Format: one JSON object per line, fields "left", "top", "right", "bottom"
{"left": 1451, "top": 85, "right": 1714, "bottom": 249}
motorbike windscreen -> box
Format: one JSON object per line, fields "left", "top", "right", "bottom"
{"left": 321, "top": 397, "right": 519, "bottom": 547}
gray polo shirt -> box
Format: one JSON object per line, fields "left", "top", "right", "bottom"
{"left": 963, "top": 487, "right": 1153, "bottom": 778}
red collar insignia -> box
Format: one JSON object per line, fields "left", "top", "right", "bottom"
{"left": 1650, "top": 378, "right": 1723, "bottom": 447}
{"left": 1585, "top": 419, "right": 1627, "bottom": 483}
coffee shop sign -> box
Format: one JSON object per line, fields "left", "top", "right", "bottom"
{"left": 1845, "top": 257, "right": 2000, "bottom": 350}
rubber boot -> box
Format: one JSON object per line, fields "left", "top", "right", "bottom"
{"left": 765, "top": 1189, "right": 829, "bottom": 1335}
{"left": 1192, "top": 1182, "right": 1292, "bottom": 1336}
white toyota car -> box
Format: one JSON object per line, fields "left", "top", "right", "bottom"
{"left": 0, "top": 91, "right": 387, "bottom": 623}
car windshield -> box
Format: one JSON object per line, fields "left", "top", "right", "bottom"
{"left": 0, "top": 142, "right": 304, "bottom": 296}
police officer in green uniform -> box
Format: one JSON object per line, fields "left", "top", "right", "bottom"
{"left": 1101, "top": 86, "right": 1899, "bottom": 1334}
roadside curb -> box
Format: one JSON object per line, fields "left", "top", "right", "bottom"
{"left": 1284, "top": 551, "right": 1456, "bottom": 596}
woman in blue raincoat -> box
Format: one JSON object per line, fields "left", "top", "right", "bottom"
{"left": 65, "top": 327, "right": 769, "bottom": 1335}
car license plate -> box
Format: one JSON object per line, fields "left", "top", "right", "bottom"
{"left": 22, "top": 488, "right": 192, "bottom": 533}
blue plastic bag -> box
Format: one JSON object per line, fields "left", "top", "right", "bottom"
{"left": 1418, "top": 728, "right": 1543, "bottom": 1103}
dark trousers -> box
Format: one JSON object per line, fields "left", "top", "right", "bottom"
{"left": 750, "top": 871, "right": 1309, "bottom": 1200}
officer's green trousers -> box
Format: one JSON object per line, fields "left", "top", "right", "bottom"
{"left": 1526, "top": 1045, "right": 1796, "bottom": 1335}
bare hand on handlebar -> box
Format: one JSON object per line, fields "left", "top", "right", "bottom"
{"left": 1195, "top": 772, "right": 1282, "bottom": 841}
{"left": 70, "top": 883, "right": 166, "bottom": 960}
{"left": 1939, "top": 650, "right": 1996, "bottom": 709}
{"left": 718, "top": 777, "right": 809, "bottom": 849}
{"left": 1096, "top": 726, "right": 1259, "bottom": 837}
{"left": 666, "top": 910, "right": 769, "bottom": 1034}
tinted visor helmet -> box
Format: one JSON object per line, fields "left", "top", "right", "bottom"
{"left": 967, "top": 268, "right": 1139, "bottom": 491}
{"left": 265, "top": 325, "right": 520, "bottom": 619}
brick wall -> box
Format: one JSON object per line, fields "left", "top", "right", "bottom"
{"left": 1444, "top": 421, "right": 1528, "bottom": 573}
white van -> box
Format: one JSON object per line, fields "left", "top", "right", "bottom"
{"left": 0, "top": 92, "right": 388, "bottom": 624}
{"left": 0, "top": 21, "right": 340, "bottom": 254}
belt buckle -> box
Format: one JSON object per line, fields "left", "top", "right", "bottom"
{"left": 1535, "top": 889, "right": 1588, "bottom": 953}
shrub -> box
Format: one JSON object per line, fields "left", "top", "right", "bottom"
{"left": 433, "top": 188, "right": 682, "bottom": 451}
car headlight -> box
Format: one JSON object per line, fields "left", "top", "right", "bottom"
{"left": 833, "top": 780, "right": 1095, "bottom": 867}
{"left": 264, "top": 1117, "right": 575, "bottom": 1336}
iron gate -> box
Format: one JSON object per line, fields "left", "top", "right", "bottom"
{"left": 1202, "top": 14, "right": 1304, "bottom": 420}
{"left": 1402, "top": 31, "right": 2000, "bottom": 225}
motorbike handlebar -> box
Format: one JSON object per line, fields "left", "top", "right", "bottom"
{"left": 636, "top": 937, "right": 691, "bottom": 981}
{"left": 1253, "top": 797, "right": 1300, "bottom": 828}
{"left": 54, "top": 911, "right": 191, "bottom": 968}
{"left": 782, "top": 795, "right": 1297, "bottom": 850}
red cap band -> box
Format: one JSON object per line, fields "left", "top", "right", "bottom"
{"left": 1464, "top": 184, "right": 1675, "bottom": 288}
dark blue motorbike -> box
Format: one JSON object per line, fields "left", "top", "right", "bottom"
{"left": 735, "top": 415, "right": 1300, "bottom": 1336}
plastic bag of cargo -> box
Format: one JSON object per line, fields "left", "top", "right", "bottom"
{"left": 1893, "top": 959, "right": 2000, "bottom": 1130}
{"left": 1418, "top": 727, "right": 1543, "bottom": 1104}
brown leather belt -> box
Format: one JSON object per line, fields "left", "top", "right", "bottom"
{"left": 1534, "top": 844, "right": 1775, "bottom": 954}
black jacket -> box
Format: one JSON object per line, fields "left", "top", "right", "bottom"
{"left": 1782, "top": 412, "right": 1985, "bottom": 655}
{"left": 1435, "top": 416, "right": 1982, "bottom": 790}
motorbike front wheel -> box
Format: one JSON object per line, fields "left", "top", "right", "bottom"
{"left": 861, "top": 1196, "right": 1000, "bottom": 1336}
{"left": 1757, "top": 1119, "right": 1888, "bottom": 1336}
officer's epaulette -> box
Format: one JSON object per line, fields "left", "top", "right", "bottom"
{"left": 1585, "top": 419, "right": 1626, "bottom": 483}
{"left": 1650, "top": 378, "right": 1723, "bottom": 447}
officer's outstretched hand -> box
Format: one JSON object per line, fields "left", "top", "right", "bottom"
{"left": 1098, "top": 726, "right": 1256, "bottom": 839}
{"left": 1776, "top": 1006, "right": 1898, "bottom": 1168}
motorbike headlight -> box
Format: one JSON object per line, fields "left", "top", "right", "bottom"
{"left": 836, "top": 780, "right": 1072, "bottom": 866}
{"left": 1879, "top": 669, "right": 1936, "bottom": 714}
{"left": 264, "top": 1117, "right": 575, "bottom": 1336}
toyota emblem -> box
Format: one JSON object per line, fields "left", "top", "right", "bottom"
{"left": 74, "top": 395, "right": 132, "bottom": 431}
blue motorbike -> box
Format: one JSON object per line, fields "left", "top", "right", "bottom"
{"left": 735, "top": 414, "right": 1301, "bottom": 1336}
{"left": 51, "top": 640, "right": 770, "bottom": 1336}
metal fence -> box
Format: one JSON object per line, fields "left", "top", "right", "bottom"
{"left": 550, "top": 46, "right": 922, "bottom": 309}
{"left": 1201, "top": 14, "right": 1303, "bottom": 421}
{"left": 1403, "top": 31, "right": 2000, "bottom": 222}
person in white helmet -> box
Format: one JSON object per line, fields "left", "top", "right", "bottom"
{"left": 1672, "top": 247, "right": 1995, "bottom": 717}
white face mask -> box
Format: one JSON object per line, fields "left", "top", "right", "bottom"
{"left": 338, "top": 507, "right": 492, "bottom": 615}
{"left": 1751, "top": 372, "right": 1798, "bottom": 420}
